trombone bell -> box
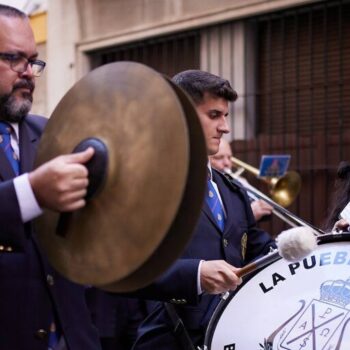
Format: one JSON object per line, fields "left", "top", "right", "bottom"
{"left": 270, "top": 171, "right": 301, "bottom": 207}
{"left": 231, "top": 156, "right": 301, "bottom": 207}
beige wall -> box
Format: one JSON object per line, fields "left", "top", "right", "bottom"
{"left": 27, "top": 12, "right": 47, "bottom": 117}
{"left": 76, "top": 0, "right": 317, "bottom": 48}
{"left": 31, "top": 42, "right": 47, "bottom": 117}
{"left": 47, "top": 1, "right": 81, "bottom": 114}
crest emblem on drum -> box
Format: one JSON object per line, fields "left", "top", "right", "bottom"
{"left": 261, "top": 278, "right": 350, "bottom": 350}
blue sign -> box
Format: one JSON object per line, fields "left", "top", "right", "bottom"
{"left": 258, "top": 155, "right": 291, "bottom": 178}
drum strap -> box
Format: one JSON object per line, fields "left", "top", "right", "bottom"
{"left": 164, "top": 302, "right": 196, "bottom": 350}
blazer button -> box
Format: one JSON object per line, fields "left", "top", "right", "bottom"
{"left": 47, "top": 274, "right": 55, "bottom": 286}
{"left": 35, "top": 329, "right": 48, "bottom": 340}
{"left": 170, "top": 299, "right": 183, "bottom": 304}
{"left": 223, "top": 238, "right": 228, "bottom": 247}
{"left": 0, "top": 245, "right": 13, "bottom": 252}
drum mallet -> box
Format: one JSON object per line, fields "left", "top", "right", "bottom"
{"left": 237, "top": 226, "right": 317, "bottom": 278}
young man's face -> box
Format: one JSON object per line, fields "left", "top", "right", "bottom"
{"left": 0, "top": 15, "right": 37, "bottom": 122}
{"left": 195, "top": 93, "right": 230, "bottom": 156}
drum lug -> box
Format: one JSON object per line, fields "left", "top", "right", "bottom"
{"left": 221, "top": 291, "right": 230, "bottom": 300}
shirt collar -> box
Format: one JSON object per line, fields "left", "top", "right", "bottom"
{"left": 9, "top": 122, "right": 19, "bottom": 141}
{"left": 207, "top": 161, "right": 213, "bottom": 181}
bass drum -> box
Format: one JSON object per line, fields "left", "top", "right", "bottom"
{"left": 204, "top": 233, "right": 350, "bottom": 350}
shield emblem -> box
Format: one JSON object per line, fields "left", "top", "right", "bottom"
{"left": 264, "top": 278, "right": 350, "bottom": 350}
{"left": 278, "top": 299, "right": 349, "bottom": 350}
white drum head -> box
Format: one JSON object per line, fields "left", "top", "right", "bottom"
{"left": 205, "top": 234, "right": 350, "bottom": 350}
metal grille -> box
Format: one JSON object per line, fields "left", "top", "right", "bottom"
{"left": 233, "top": 0, "right": 350, "bottom": 234}
{"left": 87, "top": 1, "right": 350, "bottom": 234}
{"left": 257, "top": 1, "right": 350, "bottom": 135}
{"left": 89, "top": 31, "right": 200, "bottom": 78}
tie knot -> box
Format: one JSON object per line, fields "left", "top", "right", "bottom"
{"left": 0, "top": 121, "right": 12, "bottom": 135}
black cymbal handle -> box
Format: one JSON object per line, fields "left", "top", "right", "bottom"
{"left": 72, "top": 137, "right": 108, "bottom": 200}
{"left": 56, "top": 138, "right": 108, "bottom": 237}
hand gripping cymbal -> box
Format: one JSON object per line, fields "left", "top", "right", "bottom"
{"left": 34, "top": 62, "right": 207, "bottom": 292}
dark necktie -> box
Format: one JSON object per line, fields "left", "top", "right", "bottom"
{"left": 206, "top": 170, "right": 226, "bottom": 231}
{"left": 0, "top": 121, "right": 19, "bottom": 175}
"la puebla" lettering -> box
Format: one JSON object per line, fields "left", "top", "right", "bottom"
{"left": 259, "top": 250, "right": 350, "bottom": 293}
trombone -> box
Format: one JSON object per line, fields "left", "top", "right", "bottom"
{"left": 224, "top": 158, "right": 325, "bottom": 235}
{"left": 230, "top": 156, "right": 301, "bottom": 208}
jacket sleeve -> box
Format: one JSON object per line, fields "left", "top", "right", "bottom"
{"left": 0, "top": 180, "right": 27, "bottom": 250}
{"left": 0, "top": 115, "right": 46, "bottom": 251}
{"left": 120, "top": 258, "right": 201, "bottom": 305}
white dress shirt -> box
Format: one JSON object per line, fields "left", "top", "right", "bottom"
{"left": 10, "top": 123, "right": 43, "bottom": 223}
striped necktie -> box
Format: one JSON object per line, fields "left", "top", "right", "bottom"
{"left": 0, "top": 121, "right": 19, "bottom": 175}
{"left": 206, "top": 169, "right": 226, "bottom": 231}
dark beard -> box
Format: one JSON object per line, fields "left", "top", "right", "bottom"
{"left": 0, "top": 80, "right": 34, "bottom": 123}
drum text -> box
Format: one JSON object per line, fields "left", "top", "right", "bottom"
{"left": 259, "top": 251, "right": 350, "bottom": 293}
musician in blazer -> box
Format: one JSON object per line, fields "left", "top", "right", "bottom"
{"left": 132, "top": 70, "right": 275, "bottom": 349}
{"left": 0, "top": 5, "right": 100, "bottom": 349}
{"left": 209, "top": 138, "right": 273, "bottom": 222}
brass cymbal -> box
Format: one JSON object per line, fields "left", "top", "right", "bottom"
{"left": 34, "top": 62, "right": 207, "bottom": 292}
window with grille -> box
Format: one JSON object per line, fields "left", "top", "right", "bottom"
{"left": 257, "top": 1, "right": 350, "bottom": 135}
{"left": 89, "top": 31, "right": 200, "bottom": 78}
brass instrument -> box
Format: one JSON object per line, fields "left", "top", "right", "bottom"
{"left": 231, "top": 156, "right": 301, "bottom": 208}
{"left": 224, "top": 167, "right": 325, "bottom": 235}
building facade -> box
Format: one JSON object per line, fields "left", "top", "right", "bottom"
{"left": 46, "top": 0, "right": 350, "bottom": 232}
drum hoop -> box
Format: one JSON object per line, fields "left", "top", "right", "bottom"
{"left": 204, "top": 263, "right": 265, "bottom": 348}
{"left": 204, "top": 232, "right": 350, "bottom": 349}
{"left": 317, "top": 232, "right": 350, "bottom": 245}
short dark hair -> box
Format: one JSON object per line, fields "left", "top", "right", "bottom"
{"left": 0, "top": 4, "right": 27, "bottom": 18}
{"left": 172, "top": 70, "right": 237, "bottom": 105}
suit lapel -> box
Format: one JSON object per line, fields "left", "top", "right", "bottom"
{"left": 202, "top": 171, "right": 237, "bottom": 233}
{"left": 0, "top": 122, "right": 17, "bottom": 180}
{"left": 0, "top": 148, "right": 15, "bottom": 181}
{"left": 0, "top": 117, "right": 42, "bottom": 181}
{"left": 213, "top": 170, "right": 246, "bottom": 236}
{"left": 213, "top": 171, "right": 234, "bottom": 234}
{"left": 19, "top": 119, "right": 41, "bottom": 173}
{"left": 202, "top": 200, "right": 219, "bottom": 231}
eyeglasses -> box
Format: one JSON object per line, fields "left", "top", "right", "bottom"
{"left": 0, "top": 52, "right": 46, "bottom": 77}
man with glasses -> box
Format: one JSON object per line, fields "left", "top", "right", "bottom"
{"left": 0, "top": 5, "right": 101, "bottom": 350}
{"left": 0, "top": 52, "right": 46, "bottom": 77}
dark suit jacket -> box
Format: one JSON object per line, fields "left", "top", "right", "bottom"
{"left": 132, "top": 169, "right": 275, "bottom": 349}
{"left": 86, "top": 288, "right": 147, "bottom": 350}
{"left": 0, "top": 115, "right": 101, "bottom": 350}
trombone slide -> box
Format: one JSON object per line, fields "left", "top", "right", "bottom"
{"left": 224, "top": 168, "right": 325, "bottom": 235}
